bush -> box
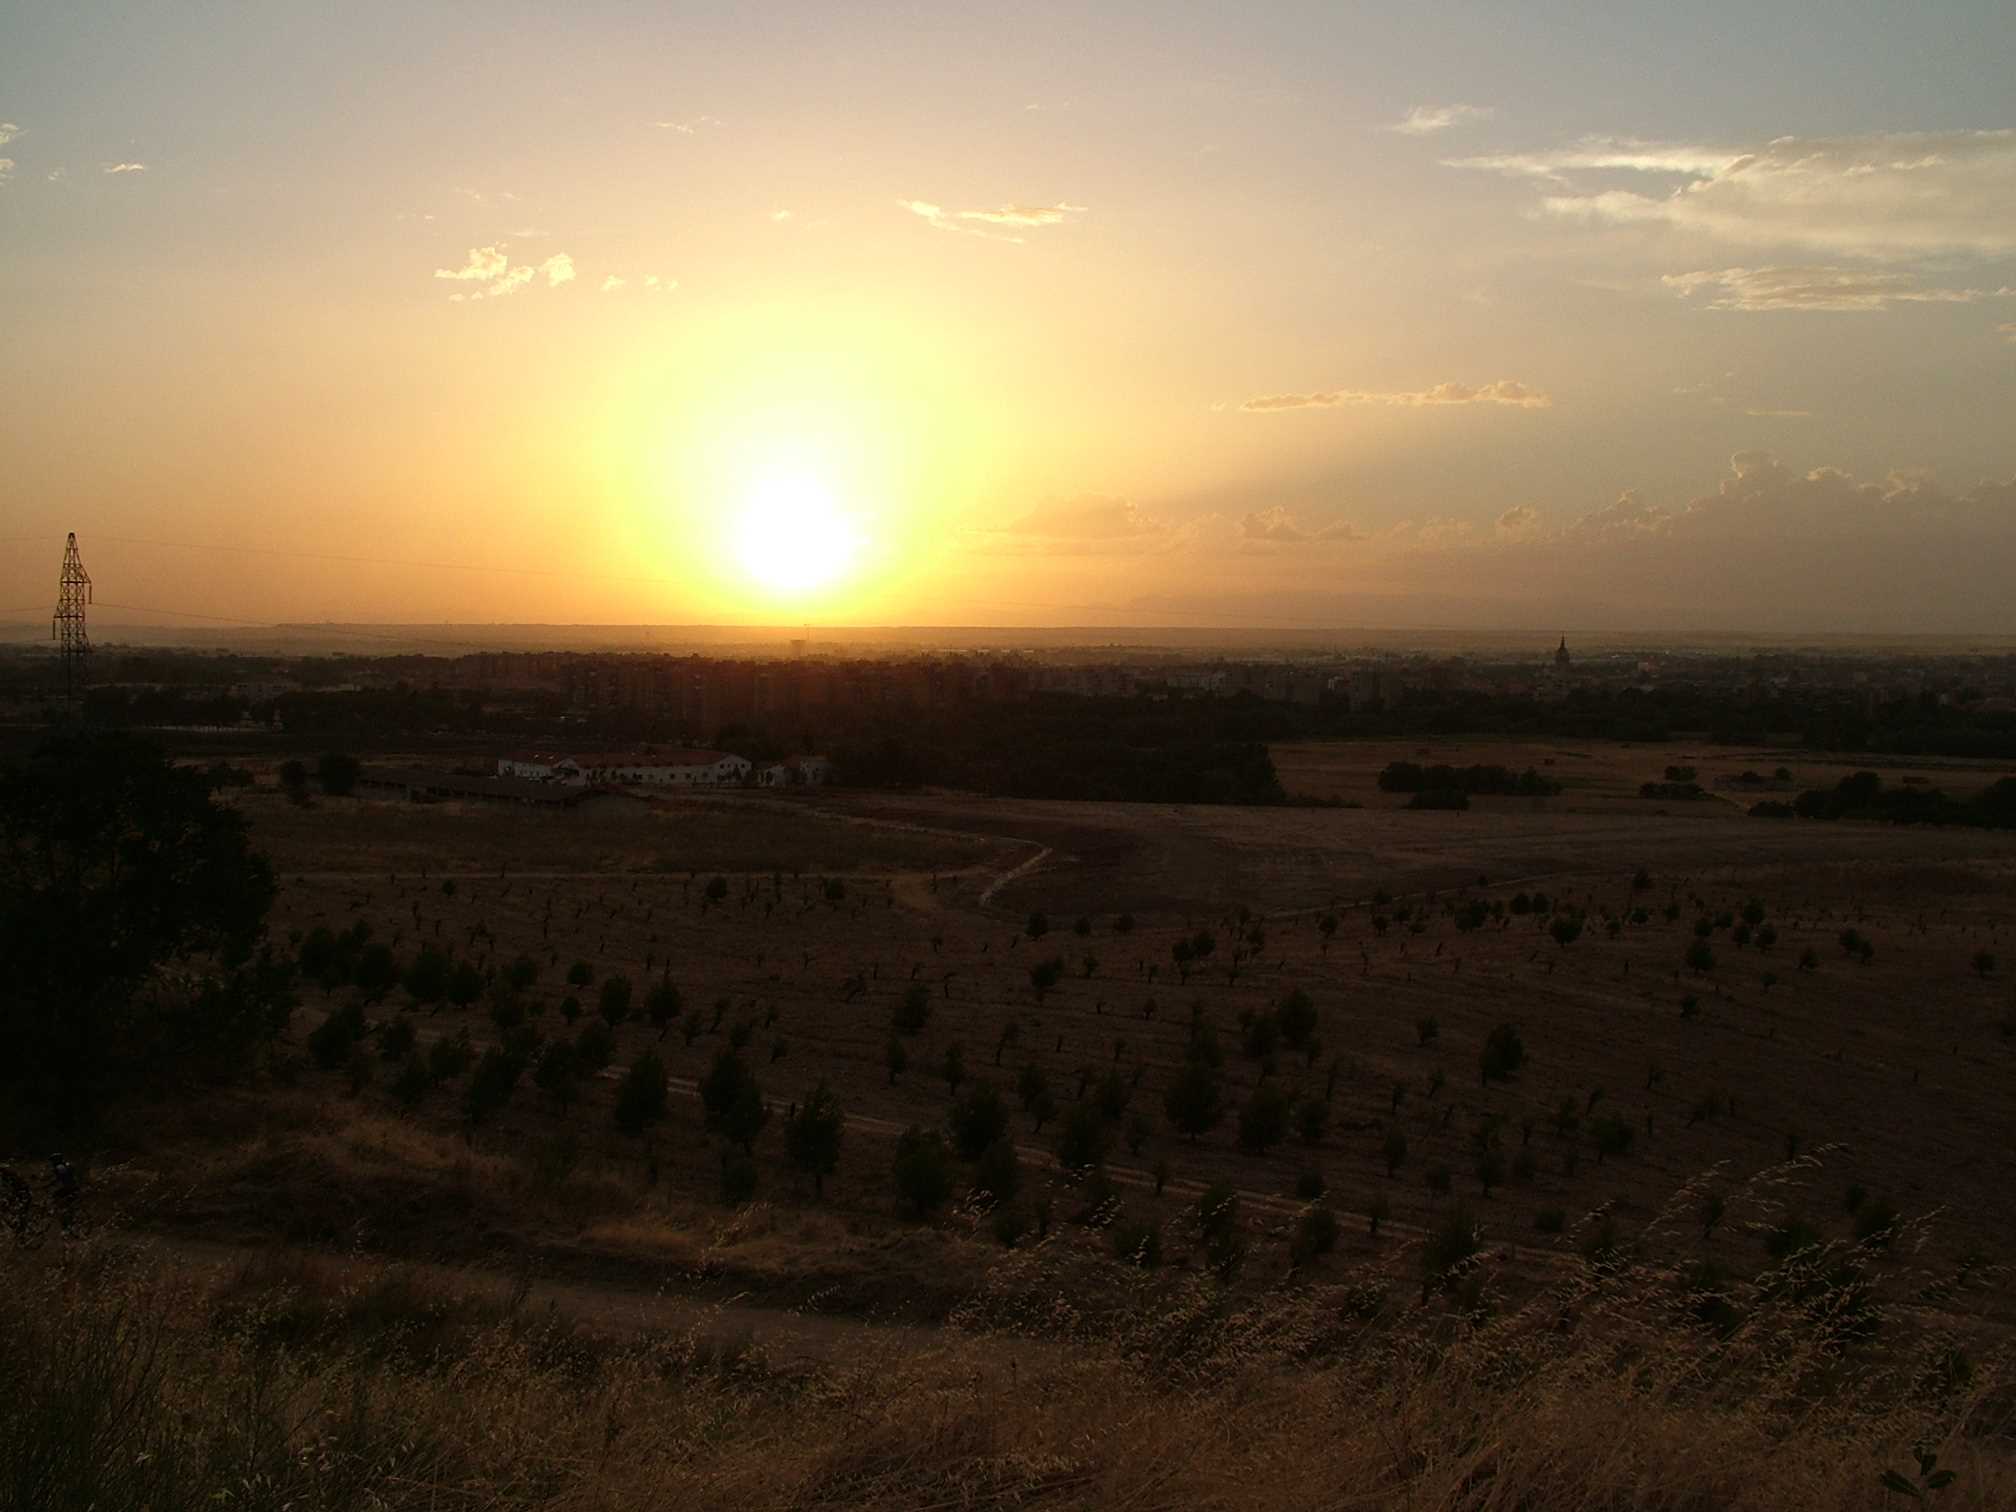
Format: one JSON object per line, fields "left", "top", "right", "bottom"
{"left": 427, "top": 1031, "right": 474, "bottom": 1084}
{"left": 389, "top": 1054, "right": 431, "bottom": 1109}
{"left": 1111, "top": 1215, "right": 1163, "bottom": 1268}
{"left": 316, "top": 751, "right": 361, "bottom": 795}
{"left": 784, "top": 1080, "right": 845, "bottom": 1197}
{"left": 573, "top": 1020, "right": 614, "bottom": 1073}
{"left": 719, "top": 1152, "right": 758, "bottom": 1206}
{"left": 377, "top": 1017, "right": 416, "bottom": 1061}
{"left": 700, "top": 1050, "right": 768, "bottom": 1152}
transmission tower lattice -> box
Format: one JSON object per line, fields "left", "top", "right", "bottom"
{"left": 53, "top": 531, "right": 93, "bottom": 709}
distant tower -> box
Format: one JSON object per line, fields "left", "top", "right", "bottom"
{"left": 1554, "top": 634, "right": 1571, "bottom": 669}
{"left": 53, "top": 532, "right": 93, "bottom": 709}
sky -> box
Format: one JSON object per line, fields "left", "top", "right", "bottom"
{"left": 3, "top": 1, "right": 2014, "bottom": 635}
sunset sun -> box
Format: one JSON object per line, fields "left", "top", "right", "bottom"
{"left": 732, "top": 468, "right": 860, "bottom": 595}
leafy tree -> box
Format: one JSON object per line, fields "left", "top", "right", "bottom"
{"left": 893, "top": 1126, "right": 954, "bottom": 1215}
{"left": 505, "top": 954, "right": 540, "bottom": 991}
{"left": 1291, "top": 1206, "right": 1339, "bottom": 1266}
{"left": 1025, "top": 910, "right": 1049, "bottom": 941}
{"left": 700, "top": 1049, "right": 769, "bottom": 1151}
{"left": 1383, "top": 1126, "right": 1408, "bottom": 1177}
{"left": 647, "top": 978, "right": 683, "bottom": 1037}
{"left": 949, "top": 1080, "right": 1010, "bottom": 1158}
{"left": 972, "top": 1134, "right": 1020, "bottom": 1203}
{"left": 1550, "top": 916, "right": 1582, "bottom": 948}
{"left": 1686, "top": 939, "right": 1716, "bottom": 974}
{"left": 894, "top": 982, "right": 932, "bottom": 1035}
{"left": 1276, "top": 989, "right": 1318, "bottom": 1050}
{"left": 784, "top": 1080, "right": 845, "bottom": 1197}
{"left": 1237, "top": 1081, "right": 1290, "bottom": 1154}
{"left": 573, "top": 1019, "right": 615, "bottom": 1073}
{"left": 1475, "top": 1148, "right": 1506, "bottom": 1197}
{"left": 1592, "top": 1113, "right": 1635, "bottom": 1162}
{"left": 278, "top": 758, "right": 308, "bottom": 794}
{"left": 1421, "top": 1206, "right": 1480, "bottom": 1301}
{"left": 1163, "top": 1059, "right": 1224, "bottom": 1142}
{"left": 599, "top": 974, "right": 634, "bottom": 1028}
{"left": 1479, "top": 1022, "right": 1526, "bottom": 1085}
{"left": 884, "top": 1033, "right": 908, "bottom": 1084}
{"left": 448, "top": 960, "right": 485, "bottom": 1010}
{"left": 534, "top": 1040, "right": 579, "bottom": 1109}
{"left": 612, "top": 1056, "right": 669, "bottom": 1137}
{"left": 1029, "top": 955, "right": 1065, "bottom": 1001}
{"left": 567, "top": 959, "right": 594, "bottom": 989}
{"left": 316, "top": 751, "right": 361, "bottom": 796}
{"left": 1195, "top": 1183, "right": 1246, "bottom": 1281}
{"left": 390, "top": 1054, "right": 431, "bottom": 1109}
{"left": 464, "top": 1046, "right": 522, "bottom": 1123}
{"left": 404, "top": 946, "right": 450, "bottom": 1007}
{"left": 0, "top": 731, "right": 288, "bottom": 1138}
{"left": 1416, "top": 1015, "right": 1440, "bottom": 1047}
{"left": 942, "top": 1042, "right": 966, "bottom": 1095}
{"left": 1295, "top": 1097, "right": 1329, "bottom": 1145}
{"left": 1056, "top": 1101, "right": 1109, "bottom": 1171}
{"left": 427, "top": 1030, "right": 474, "bottom": 1084}
{"left": 1973, "top": 949, "right": 1997, "bottom": 978}
{"left": 378, "top": 1017, "right": 416, "bottom": 1061}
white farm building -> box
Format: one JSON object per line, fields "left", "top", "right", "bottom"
{"left": 496, "top": 748, "right": 753, "bottom": 788}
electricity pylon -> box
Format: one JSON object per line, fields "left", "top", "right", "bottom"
{"left": 53, "top": 532, "right": 92, "bottom": 710}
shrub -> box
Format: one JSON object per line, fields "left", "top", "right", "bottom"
{"left": 427, "top": 1030, "right": 474, "bottom": 1083}
{"left": 378, "top": 1017, "right": 416, "bottom": 1061}
{"left": 719, "top": 1152, "right": 758, "bottom": 1206}
{"left": 566, "top": 959, "right": 593, "bottom": 989}
{"left": 646, "top": 979, "right": 683, "bottom": 1036}
{"left": 389, "top": 1054, "right": 431, "bottom": 1109}
{"left": 1111, "top": 1215, "right": 1164, "bottom": 1268}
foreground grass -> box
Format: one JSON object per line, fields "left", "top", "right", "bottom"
{"left": 5, "top": 1217, "right": 2012, "bottom": 1512}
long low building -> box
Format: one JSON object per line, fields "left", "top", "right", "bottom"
{"left": 496, "top": 748, "right": 755, "bottom": 787}
{"left": 358, "top": 765, "right": 593, "bottom": 806}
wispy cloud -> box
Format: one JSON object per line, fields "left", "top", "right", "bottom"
{"left": 0, "top": 158, "right": 13, "bottom": 184}
{"left": 1238, "top": 507, "right": 1363, "bottom": 546}
{"left": 600, "top": 275, "right": 626, "bottom": 294}
{"left": 1663, "top": 265, "right": 1998, "bottom": 312}
{"left": 2000, "top": 322, "right": 2016, "bottom": 344}
{"left": 901, "top": 198, "right": 1086, "bottom": 243}
{"left": 1242, "top": 379, "right": 1552, "bottom": 412}
{"left": 769, "top": 209, "right": 793, "bottom": 223}
{"left": 434, "top": 245, "right": 509, "bottom": 283}
{"left": 434, "top": 244, "right": 575, "bottom": 301}
{"left": 1391, "top": 103, "right": 1495, "bottom": 136}
{"left": 1445, "top": 137, "right": 1739, "bottom": 182}
{"left": 102, "top": 161, "right": 148, "bottom": 174}
{"left": 654, "top": 115, "right": 721, "bottom": 134}
{"left": 0, "top": 122, "right": 21, "bottom": 147}
{"left": 1458, "top": 130, "right": 2016, "bottom": 262}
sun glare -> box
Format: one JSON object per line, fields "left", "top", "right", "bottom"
{"left": 732, "top": 468, "right": 860, "bottom": 595}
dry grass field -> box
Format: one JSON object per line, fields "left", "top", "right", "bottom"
{"left": 22, "top": 740, "right": 2016, "bottom": 1508}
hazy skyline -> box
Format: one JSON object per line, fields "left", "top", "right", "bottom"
{"left": 4, "top": 2, "right": 2014, "bottom": 633}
